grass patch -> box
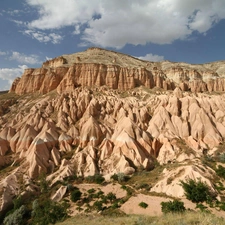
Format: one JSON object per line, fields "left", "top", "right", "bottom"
{"left": 125, "top": 166, "right": 164, "bottom": 190}
{"left": 56, "top": 211, "right": 225, "bottom": 225}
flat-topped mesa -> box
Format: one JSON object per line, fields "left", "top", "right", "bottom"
{"left": 9, "top": 47, "right": 225, "bottom": 95}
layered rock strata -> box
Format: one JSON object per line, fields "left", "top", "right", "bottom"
{"left": 9, "top": 47, "right": 225, "bottom": 94}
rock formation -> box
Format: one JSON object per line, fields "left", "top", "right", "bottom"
{"left": 1, "top": 48, "right": 225, "bottom": 214}
{"left": 9, "top": 47, "right": 225, "bottom": 95}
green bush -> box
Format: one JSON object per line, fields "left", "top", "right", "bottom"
{"left": 71, "top": 189, "right": 82, "bottom": 202}
{"left": 180, "top": 179, "right": 212, "bottom": 203}
{"left": 31, "top": 199, "right": 68, "bottom": 225}
{"left": 111, "top": 202, "right": 120, "bottom": 209}
{"left": 136, "top": 183, "right": 151, "bottom": 191}
{"left": 138, "top": 202, "right": 148, "bottom": 209}
{"left": 94, "top": 174, "right": 105, "bottom": 184}
{"left": 111, "top": 174, "right": 119, "bottom": 181}
{"left": 216, "top": 165, "right": 225, "bottom": 179}
{"left": 106, "top": 192, "right": 117, "bottom": 203}
{"left": 117, "top": 173, "right": 129, "bottom": 183}
{"left": 93, "top": 201, "right": 103, "bottom": 211}
{"left": 120, "top": 185, "right": 133, "bottom": 196}
{"left": 216, "top": 201, "right": 225, "bottom": 211}
{"left": 218, "top": 153, "right": 225, "bottom": 163}
{"left": 94, "top": 190, "right": 104, "bottom": 199}
{"left": 3, "top": 205, "right": 26, "bottom": 225}
{"left": 161, "top": 200, "right": 185, "bottom": 213}
{"left": 196, "top": 203, "right": 209, "bottom": 212}
{"left": 111, "top": 173, "right": 129, "bottom": 182}
{"left": 85, "top": 174, "right": 105, "bottom": 184}
{"left": 87, "top": 188, "right": 96, "bottom": 194}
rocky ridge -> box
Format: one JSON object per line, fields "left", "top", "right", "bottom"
{"left": 1, "top": 48, "right": 225, "bottom": 216}
{"left": 10, "top": 47, "right": 225, "bottom": 94}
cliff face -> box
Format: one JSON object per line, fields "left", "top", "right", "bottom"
{"left": 9, "top": 47, "right": 225, "bottom": 95}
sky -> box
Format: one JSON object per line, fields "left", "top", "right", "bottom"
{"left": 0, "top": 0, "right": 225, "bottom": 91}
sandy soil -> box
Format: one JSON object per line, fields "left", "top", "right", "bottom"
{"left": 78, "top": 183, "right": 127, "bottom": 198}
{"left": 120, "top": 194, "right": 196, "bottom": 216}
{"left": 69, "top": 183, "right": 225, "bottom": 219}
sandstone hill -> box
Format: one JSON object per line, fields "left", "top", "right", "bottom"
{"left": 10, "top": 47, "right": 225, "bottom": 94}
{"left": 1, "top": 48, "right": 225, "bottom": 221}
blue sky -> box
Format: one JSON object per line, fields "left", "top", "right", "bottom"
{"left": 0, "top": 0, "right": 225, "bottom": 91}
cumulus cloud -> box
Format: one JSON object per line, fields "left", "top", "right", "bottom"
{"left": 24, "top": 0, "right": 225, "bottom": 48}
{"left": 9, "top": 52, "right": 41, "bottom": 65}
{"left": 0, "top": 65, "right": 28, "bottom": 89}
{"left": 138, "top": 53, "right": 164, "bottom": 62}
{"left": 26, "top": 0, "right": 99, "bottom": 29}
{"left": 24, "top": 29, "right": 63, "bottom": 44}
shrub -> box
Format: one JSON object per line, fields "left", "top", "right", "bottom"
{"left": 94, "top": 174, "right": 105, "bottom": 184}
{"left": 87, "top": 188, "right": 96, "bottom": 194}
{"left": 136, "top": 183, "right": 151, "bottom": 191}
{"left": 94, "top": 190, "right": 104, "bottom": 199}
{"left": 161, "top": 200, "right": 185, "bottom": 213}
{"left": 31, "top": 199, "right": 68, "bottom": 225}
{"left": 215, "top": 201, "right": 225, "bottom": 211}
{"left": 111, "top": 174, "right": 118, "bottom": 181}
{"left": 138, "top": 202, "right": 148, "bottom": 209}
{"left": 180, "top": 179, "right": 212, "bottom": 203}
{"left": 117, "top": 173, "right": 129, "bottom": 183}
{"left": 85, "top": 174, "right": 105, "bottom": 184}
{"left": 3, "top": 205, "right": 26, "bottom": 225}
{"left": 216, "top": 165, "right": 225, "bottom": 179}
{"left": 106, "top": 192, "right": 117, "bottom": 203}
{"left": 38, "top": 173, "right": 50, "bottom": 193}
{"left": 111, "top": 202, "right": 120, "bottom": 209}
{"left": 101, "top": 195, "right": 108, "bottom": 204}
{"left": 93, "top": 201, "right": 103, "bottom": 211}
{"left": 71, "top": 189, "right": 82, "bottom": 202}
{"left": 196, "top": 203, "right": 209, "bottom": 212}
{"left": 218, "top": 153, "right": 225, "bottom": 163}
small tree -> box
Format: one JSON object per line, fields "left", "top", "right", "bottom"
{"left": 71, "top": 189, "right": 82, "bottom": 202}
{"left": 161, "top": 200, "right": 185, "bottom": 213}
{"left": 180, "top": 179, "right": 212, "bottom": 203}
{"left": 106, "top": 192, "right": 117, "bottom": 203}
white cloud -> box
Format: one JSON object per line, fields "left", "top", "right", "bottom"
{"left": 24, "top": 29, "right": 63, "bottom": 44}
{"left": 138, "top": 54, "right": 164, "bottom": 62}
{"left": 7, "top": 10, "right": 22, "bottom": 16}
{"left": 0, "top": 65, "right": 28, "bottom": 89}
{"left": 9, "top": 52, "right": 41, "bottom": 65}
{"left": 0, "top": 51, "right": 7, "bottom": 56}
{"left": 24, "top": 0, "right": 225, "bottom": 48}
{"left": 73, "top": 24, "right": 81, "bottom": 35}
{"left": 26, "top": 0, "right": 99, "bottom": 29}
{"left": 11, "top": 20, "right": 24, "bottom": 26}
